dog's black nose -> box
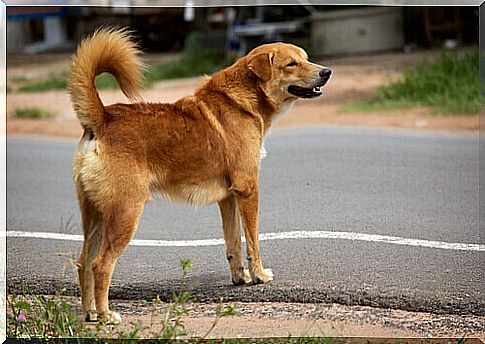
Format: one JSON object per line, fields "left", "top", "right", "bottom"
{"left": 319, "top": 68, "right": 332, "bottom": 79}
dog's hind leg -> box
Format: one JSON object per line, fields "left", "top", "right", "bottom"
{"left": 218, "top": 195, "right": 251, "bottom": 285}
{"left": 91, "top": 198, "right": 145, "bottom": 324}
{"left": 76, "top": 187, "right": 102, "bottom": 322}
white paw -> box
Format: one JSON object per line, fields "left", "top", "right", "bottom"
{"left": 232, "top": 268, "right": 252, "bottom": 285}
{"left": 263, "top": 268, "right": 274, "bottom": 282}
{"left": 111, "top": 311, "right": 122, "bottom": 324}
{"left": 100, "top": 311, "right": 122, "bottom": 324}
{"left": 243, "top": 268, "right": 253, "bottom": 284}
{"left": 252, "top": 268, "right": 274, "bottom": 284}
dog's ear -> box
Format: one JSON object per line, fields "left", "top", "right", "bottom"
{"left": 248, "top": 52, "right": 274, "bottom": 82}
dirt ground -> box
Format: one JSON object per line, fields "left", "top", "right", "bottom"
{"left": 9, "top": 295, "right": 485, "bottom": 339}
{"left": 6, "top": 49, "right": 479, "bottom": 138}
{"left": 6, "top": 50, "right": 483, "bottom": 340}
{"left": 109, "top": 301, "right": 485, "bottom": 340}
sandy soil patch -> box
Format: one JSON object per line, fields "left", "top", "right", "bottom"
{"left": 9, "top": 294, "right": 485, "bottom": 339}
{"left": 95, "top": 301, "right": 485, "bottom": 339}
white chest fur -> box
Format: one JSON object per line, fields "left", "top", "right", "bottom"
{"left": 260, "top": 100, "right": 296, "bottom": 160}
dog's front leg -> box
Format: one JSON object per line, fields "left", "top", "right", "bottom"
{"left": 218, "top": 195, "right": 252, "bottom": 285}
{"left": 232, "top": 179, "right": 273, "bottom": 284}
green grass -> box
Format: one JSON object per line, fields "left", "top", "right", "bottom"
{"left": 18, "top": 72, "right": 68, "bottom": 92}
{"left": 144, "top": 49, "right": 228, "bottom": 86}
{"left": 17, "top": 49, "right": 227, "bottom": 93}
{"left": 8, "top": 291, "right": 84, "bottom": 338}
{"left": 342, "top": 50, "right": 481, "bottom": 115}
{"left": 15, "top": 107, "right": 54, "bottom": 119}
{"left": 7, "top": 259, "right": 237, "bottom": 340}
{"left": 95, "top": 72, "right": 120, "bottom": 89}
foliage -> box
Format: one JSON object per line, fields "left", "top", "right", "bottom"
{"left": 143, "top": 49, "right": 228, "bottom": 86}
{"left": 8, "top": 289, "right": 84, "bottom": 338}
{"left": 14, "top": 107, "right": 54, "bottom": 119}
{"left": 18, "top": 72, "right": 68, "bottom": 92}
{"left": 343, "top": 50, "right": 481, "bottom": 115}
{"left": 7, "top": 259, "right": 237, "bottom": 340}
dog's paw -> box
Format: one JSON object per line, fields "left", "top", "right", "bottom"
{"left": 84, "top": 311, "right": 98, "bottom": 322}
{"left": 232, "top": 268, "right": 252, "bottom": 285}
{"left": 251, "top": 268, "right": 274, "bottom": 284}
{"left": 98, "top": 311, "right": 122, "bottom": 324}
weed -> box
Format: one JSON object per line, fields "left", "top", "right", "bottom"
{"left": 198, "top": 301, "right": 237, "bottom": 342}
{"left": 7, "top": 258, "right": 237, "bottom": 340}
{"left": 14, "top": 107, "right": 54, "bottom": 119}
{"left": 342, "top": 50, "right": 481, "bottom": 115}
{"left": 143, "top": 49, "right": 229, "bottom": 86}
{"left": 8, "top": 291, "right": 84, "bottom": 338}
{"left": 150, "top": 259, "right": 194, "bottom": 339}
{"left": 147, "top": 260, "right": 235, "bottom": 340}
{"left": 18, "top": 72, "right": 68, "bottom": 92}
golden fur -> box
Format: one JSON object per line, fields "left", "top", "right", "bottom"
{"left": 69, "top": 28, "right": 331, "bottom": 323}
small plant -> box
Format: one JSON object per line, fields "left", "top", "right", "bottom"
{"left": 14, "top": 107, "right": 54, "bottom": 119}
{"left": 18, "top": 72, "right": 68, "bottom": 93}
{"left": 116, "top": 320, "right": 146, "bottom": 340}
{"left": 8, "top": 291, "right": 85, "bottom": 338}
{"left": 143, "top": 49, "right": 229, "bottom": 86}
{"left": 342, "top": 50, "right": 481, "bottom": 115}
{"left": 148, "top": 258, "right": 193, "bottom": 339}
{"left": 197, "top": 300, "right": 237, "bottom": 342}
{"left": 7, "top": 258, "right": 237, "bottom": 339}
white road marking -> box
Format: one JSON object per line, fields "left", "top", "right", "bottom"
{"left": 6, "top": 230, "right": 485, "bottom": 252}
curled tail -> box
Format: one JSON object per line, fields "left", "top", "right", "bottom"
{"left": 68, "top": 28, "right": 145, "bottom": 135}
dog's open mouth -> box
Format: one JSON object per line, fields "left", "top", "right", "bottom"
{"left": 288, "top": 85, "right": 323, "bottom": 98}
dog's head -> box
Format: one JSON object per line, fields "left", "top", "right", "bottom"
{"left": 245, "top": 43, "right": 332, "bottom": 103}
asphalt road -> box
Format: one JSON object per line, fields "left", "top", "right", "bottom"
{"left": 6, "top": 127, "right": 483, "bottom": 315}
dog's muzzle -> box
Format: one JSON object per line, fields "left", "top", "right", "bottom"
{"left": 288, "top": 68, "right": 332, "bottom": 99}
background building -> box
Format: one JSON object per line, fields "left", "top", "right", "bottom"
{"left": 6, "top": 5, "right": 478, "bottom": 56}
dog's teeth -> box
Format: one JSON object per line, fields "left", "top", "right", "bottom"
{"left": 313, "top": 87, "right": 321, "bottom": 92}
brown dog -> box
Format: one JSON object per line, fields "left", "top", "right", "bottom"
{"left": 69, "top": 28, "right": 331, "bottom": 323}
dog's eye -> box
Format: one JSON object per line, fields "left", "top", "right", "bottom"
{"left": 286, "top": 61, "right": 298, "bottom": 67}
